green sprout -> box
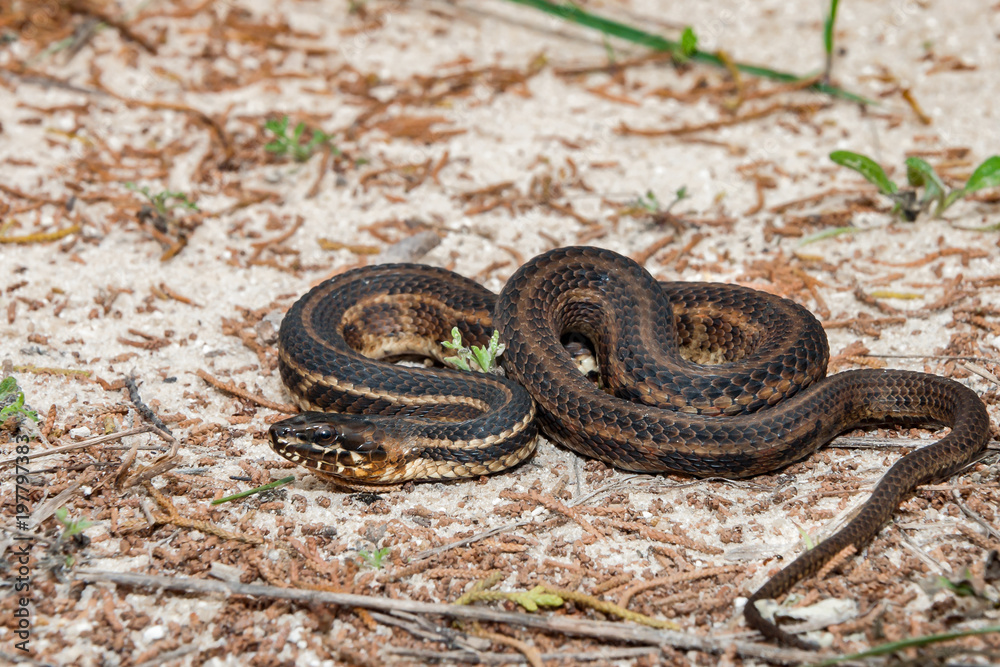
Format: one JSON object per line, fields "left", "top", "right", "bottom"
{"left": 823, "top": 0, "right": 841, "bottom": 81}
{"left": 663, "top": 185, "right": 691, "bottom": 216}
{"left": 677, "top": 26, "right": 698, "bottom": 63}
{"left": 358, "top": 546, "right": 391, "bottom": 569}
{"left": 441, "top": 328, "right": 505, "bottom": 373}
{"left": 936, "top": 574, "right": 978, "bottom": 598}
{"left": 54, "top": 507, "right": 94, "bottom": 567}
{"left": 0, "top": 376, "right": 39, "bottom": 425}
{"left": 125, "top": 182, "right": 199, "bottom": 217}
{"left": 830, "top": 151, "right": 1000, "bottom": 221}
{"left": 55, "top": 507, "right": 94, "bottom": 540}
{"left": 264, "top": 116, "right": 338, "bottom": 162}
{"left": 636, "top": 190, "right": 661, "bottom": 213}
{"left": 501, "top": 0, "right": 870, "bottom": 103}
{"left": 601, "top": 35, "right": 617, "bottom": 65}
{"left": 626, "top": 186, "right": 688, "bottom": 221}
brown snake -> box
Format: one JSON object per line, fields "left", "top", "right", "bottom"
{"left": 270, "top": 245, "right": 991, "bottom": 648}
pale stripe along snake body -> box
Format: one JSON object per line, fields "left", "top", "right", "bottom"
{"left": 270, "top": 245, "right": 991, "bottom": 648}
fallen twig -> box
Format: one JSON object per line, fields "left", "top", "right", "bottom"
{"left": 195, "top": 369, "right": 297, "bottom": 413}
{"left": 0, "top": 426, "right": 155, "bottom": 467}
{"left": 74, "top": 569, "right": 817, "bottom": 663}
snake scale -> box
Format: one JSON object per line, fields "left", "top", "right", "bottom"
{"left": 270, "top": 245, "right": 991, "bottom": 648}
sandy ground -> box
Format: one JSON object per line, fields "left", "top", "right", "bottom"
{"left": 2, "top": 0, "right": 1000, "bottom": 665}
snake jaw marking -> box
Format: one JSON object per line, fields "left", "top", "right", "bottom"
{"left": 269, "top": 412, "right": 401, "bottom": 482}
{"left": 270, "top": 246, "right": 990, "bottom": 649}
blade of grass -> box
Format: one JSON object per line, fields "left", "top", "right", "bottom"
{"left": 503, "top": 0, "right": 872, "bottom": 104}
{"left": 823, "top": 0, "right": 840, "bottom": 81}
{"left": 808, "top": 625, "right": 1000, "bottom": 667}
{"left": 211, "top": 476, "right": 296, "bottom": 504}
{"left": 798, "top": 226, "right": 866, "bottom": 246}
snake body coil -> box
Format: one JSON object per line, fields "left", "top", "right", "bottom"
{"left": 270, "top": 246, "right": 991, "bottom": 648}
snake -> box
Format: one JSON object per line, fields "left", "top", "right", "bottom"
{"left": 269, "top": 245, "right": 991, "bottom": 648}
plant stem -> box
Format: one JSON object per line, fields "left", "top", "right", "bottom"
{"left": 823, "top": 0, "right": 841, "bottom": 82}
{"left": 504, "top": 0, "right": 871, "bottom": 104}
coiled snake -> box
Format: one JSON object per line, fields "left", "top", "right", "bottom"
{"left": 270, "top": 245, "right": 991, "bottom": 648}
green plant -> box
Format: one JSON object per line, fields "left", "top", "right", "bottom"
{"left": 441, "top": 328, "right": 505, "bottom": 373}
{"left": 358, "top": 546, "right": 390, "bottom": 569}
{"left": 125, "top": 182, "right": 199, "bottom": 217}
{"left": 55, "top": 507, "right": 94, "bottom": 540}
{"left": 677, "top": 26, "right": 698, "bottom": 63}
{"left": 631, "top": 186, "right": 688, "bottom": 215}
{"left": 0, "top": 376, "right": 39, "bottom": 424}
{"left": 211, "top": 476, "right": 295, "bottom": 505}
{"left": 264, "top": 116, "right": 337, "bottom": 162}
{"left": 823, "top": 0, "right": 841, "bottom": 81}
{"left": 635, "top": 189, "right": 661, "bottom": 212}
{"left": 502, "top": 0, "right": 870, "bottom": 103}
{"left": 54, "top": 507, "right": 94, "bottom": 567}
{"left": 830, "top": 151, "right": 1000, "bottom": 221}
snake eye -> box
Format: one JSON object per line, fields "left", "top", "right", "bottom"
{"left": 313, "top": 427, "right": 337, "bottom": 446}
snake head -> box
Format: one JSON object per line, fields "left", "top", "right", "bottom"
{"left": 268, "top": 412, "right": 403, "bottom": 483}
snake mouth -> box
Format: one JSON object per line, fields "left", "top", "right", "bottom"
{"left": 268, "top": 413, "right": 392, "bottom": 478}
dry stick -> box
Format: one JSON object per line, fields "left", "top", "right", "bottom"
{"left": 0, "top": 426, "right": 155, "bottom": 467}
{"left": 383, "top": 646, "right": 659, "bottom": 664}
{"left": 195, "top": 369, "right": 298, "bottom": 413}
{"left": 125, "top": 375, "right": 172, "bottom": 435}
{"left": 505, "top": 491, "right": 604, "bottom": 539}
{"left": 470, "top": 625, "right": 543, "bottom": 667}
{"left": 616, "top": 565, "right": 743, "bottom": 609}
{"left": 406, "top": 479, "right": 646, "bottom": 563}
{"left": 964, "top": 362, "right": 1000, "bottom": 387}
{"left": 118, "top": 482, "right": 262, "bottom": 544}
{"left": 369, "top": 609, "right": 490, "bottom": 653}
{"left": 29, "top": 469, "right": 99, "bottom": 529}
{"left": 619, "top": 102, "right": 826, "bottom": 137}
{"left": 408, "top": 521, "right": 532, "bottom": 562}
{"left": 829, "top": 435, "right": 1000, "bottom": 452}
{"left": 952, "top": 489, "right": 1000, "bottom": 543}
{"left": 74, "top": 570, "right": 816, "bottom": 663}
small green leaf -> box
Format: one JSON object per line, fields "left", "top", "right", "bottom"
{"left": 904, "top": 156, "right": 946, "bottom": 209}
{"left": 679, "top": 27, "right": 698, "bottom": 58}
{"left": 468, "top": 330, "right": 505, "bottom": 373}
{"left": 798, "top": 225, "right": 864, "bottom": 246}
{"left": 359, "top": 546, "right": 391, "bottom": 569}
{"left": 823, "top": 0, "right": 839, "bottom": 56}
{"left": 0, "top": 376, "right": 39, "bottom": 423}
{"left": 794, "top": 523, "right": 815, "bottom": 550}
{"left": 963, "top": 156, "right": 1000, "bottom": 194}
{"left": 55, "top": 506, "right": 94, "bottom": 539}
{"left": 441, "top": 328, "right": 464, "bottom": 352}
{"left": 442, "top": 327, "right": 473, "bottom": 371}
{"left": 830, "top": 151, "right": 898, "bottom": 195}
{"left": 444, "top": 355, "right": 472, "bottom": 372}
